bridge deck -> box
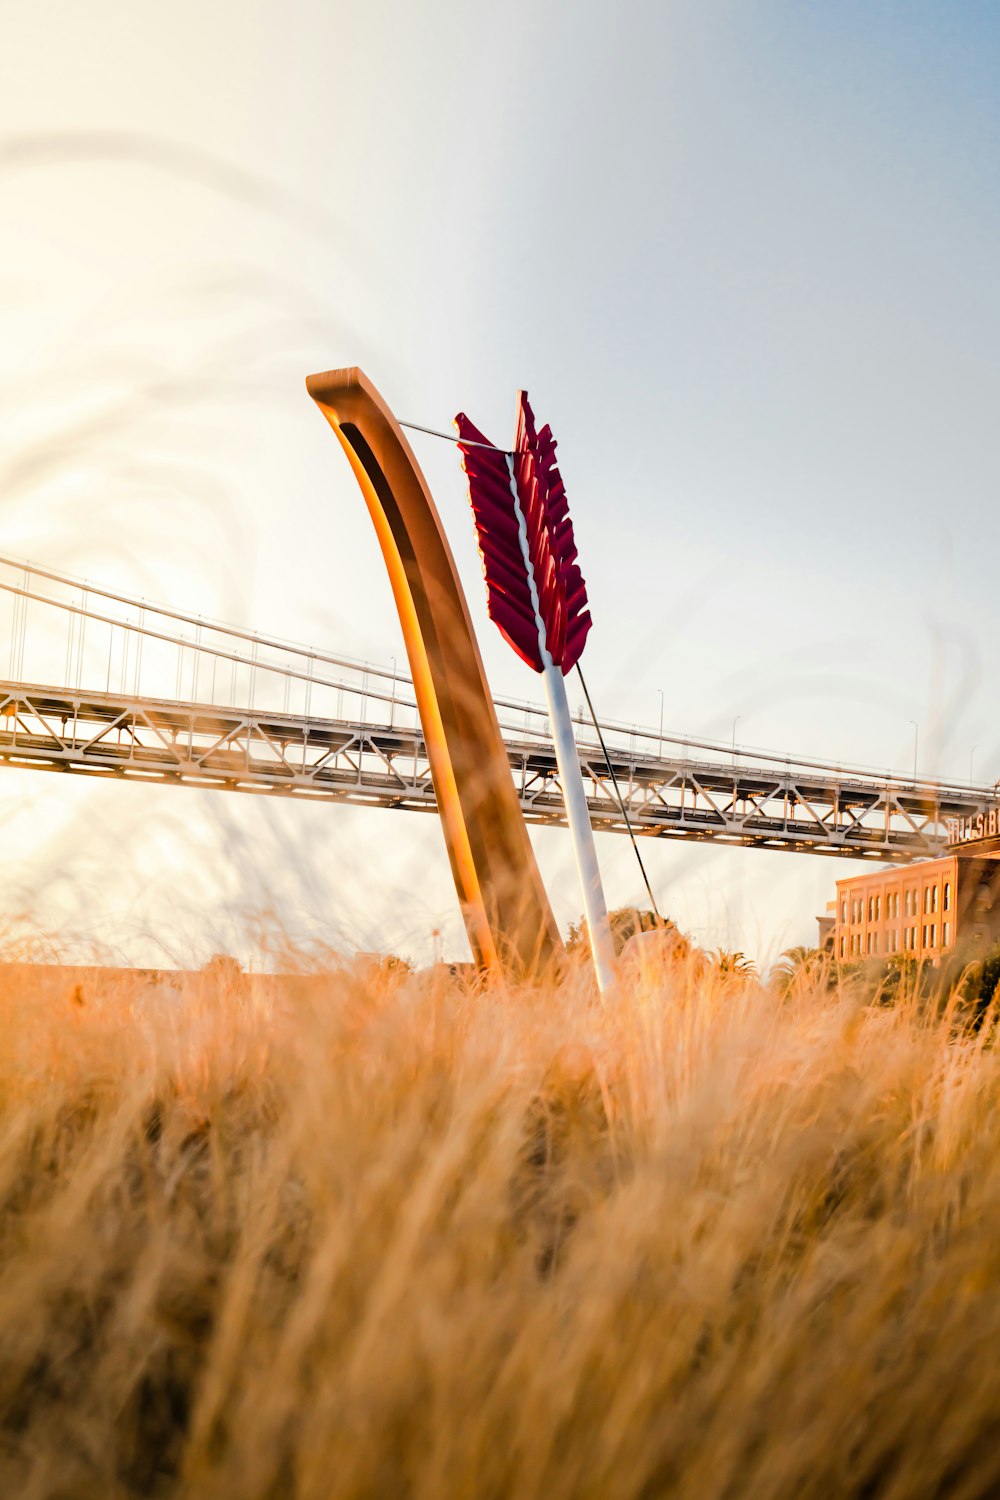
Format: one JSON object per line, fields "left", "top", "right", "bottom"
{"left": 0, "top": 681, "right": 990, "bottom": 862}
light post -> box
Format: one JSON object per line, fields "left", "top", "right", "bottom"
{"left": 731, "top": 713, "right": 742, "bottom": 767}
{"left": 909, "top": 720, "right": 918, "bottom": 782}
{"left": 390, "top": 656, "right": 397, "bottom": 727}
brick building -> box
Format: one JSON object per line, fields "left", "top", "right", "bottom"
{"left": 828, "top": 854, "right": 1000, "bottom": 965}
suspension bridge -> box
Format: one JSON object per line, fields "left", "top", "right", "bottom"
{"left": 0, "top": 554, "right": 991, "bottom": 863}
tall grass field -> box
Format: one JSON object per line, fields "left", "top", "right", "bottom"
{"left": 0, "top": 945, "right": 998, "bottom": 1498}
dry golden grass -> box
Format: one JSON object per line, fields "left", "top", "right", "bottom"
{"left": 0, "top": 948, "right": 998, "bottom": 1499}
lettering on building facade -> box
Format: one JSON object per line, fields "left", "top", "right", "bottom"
{"left": 946, "top": 808, "right": 1000, "bottom": 847}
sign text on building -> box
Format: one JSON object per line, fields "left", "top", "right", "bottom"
{"left": 947, "top": 808, "right": 1000, "bottom": 846}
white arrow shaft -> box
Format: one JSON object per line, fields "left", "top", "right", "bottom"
{"left": 504, "top": 453, "right": 615, "bottom": 993}
{"left": 542, "top": 660, "right": 617, "bottom": 993}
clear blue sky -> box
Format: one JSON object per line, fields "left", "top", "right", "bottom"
{"left": 1, "top": 2, "right": 998, "bottom": 965}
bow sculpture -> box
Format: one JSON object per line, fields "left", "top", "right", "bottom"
{"left": 455, "top": 393, "right": 616, "bottom": 992}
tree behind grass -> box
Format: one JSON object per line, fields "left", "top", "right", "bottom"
{"left": 567, "top": 907, "right": 683, "bottom": 958}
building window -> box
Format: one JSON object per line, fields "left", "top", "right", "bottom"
{"left": 922, "top": 924, "right": 929, "bottom": 948}
{"left": 944, "top": 882, "right": 951, "bottom": 912}
{"left": 932, "top": 886, "right": 938, "bottom": 914}
{"left": 943, "top": 922, "right": 950, "bottom": 947}
{"left": 875, "top": 895, "right": 881, "bottom": 921}
{"left": 840, "top": 936, "right": 846, "bottom": 957}
{"left": 841, "top": 900, "right": 847, "bottom": 924}
{"left": 923, "top": 887, "right": 930, "bottom": 915}
{"left": 930, "top": 924, "right": 937, "bottom": 947}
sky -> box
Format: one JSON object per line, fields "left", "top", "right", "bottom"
{"left": 1, "top": 0, "right": 999, "bottom": 968}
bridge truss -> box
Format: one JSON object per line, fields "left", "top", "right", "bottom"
{"left": 0, "top": 554, "right": 992, "bottom": 862}
{"left": 0, "top": 680, "right": 989, "bottom": 863}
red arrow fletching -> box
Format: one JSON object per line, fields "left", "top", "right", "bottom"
{"left": 454, "top": 392, "right": 592, "bottom": 675}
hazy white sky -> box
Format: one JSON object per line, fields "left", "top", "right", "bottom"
{"left": 1, "top": 1, "right": 998, "bottom": 966}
